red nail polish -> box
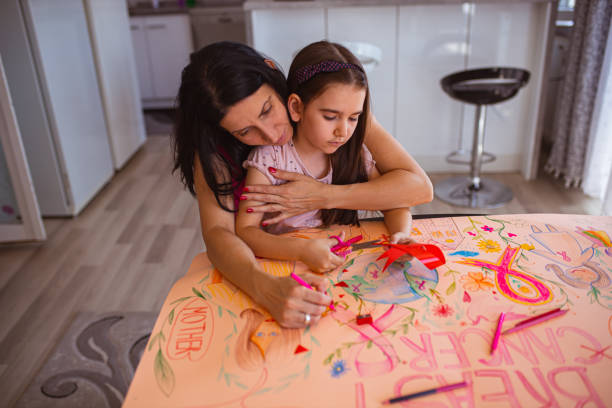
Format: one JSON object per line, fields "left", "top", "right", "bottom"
{"left": 240, "top": 195, "right": 247, "bottom": 201}
{"left": 261, "top": 222, "right": 268, "bottom": 227}
{"left": 243, "top": 187, "right": 249, "bottom": 192}
{"left": 247, "top": 208, "right": 253, "bottom": 213}
{"left": 268, "top": 167, "right": 276, "bottom": 173}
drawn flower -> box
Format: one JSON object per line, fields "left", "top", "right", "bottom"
{"left": 467, "top": 231, "right": 476, "bottom": 236}
{"left": 460, "top": 272, "right": 495, "bottom": 291}
{"left": 477, "top": 239, "right": 501, "bottom": 253}
{"left": 520, "top": 243, "right": 535, "bottom": 251}
{"left": 508, "top": 233, "right": 517, "bottom": 237}
{"left": 481, "top": 225, "right": 494, "bottom": 232}
{"left": 330, "top": 359, "right": 348, "bottom": 378}
{"left": 432, "top": 304, "right": 454, "bottom": 318}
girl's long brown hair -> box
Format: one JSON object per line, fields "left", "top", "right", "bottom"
{"left": 287, "top": 41, "right": 370, "bottom": 226}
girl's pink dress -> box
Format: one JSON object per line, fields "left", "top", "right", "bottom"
{"left": 243, "top": 139, "right": 375, "bottom": 234}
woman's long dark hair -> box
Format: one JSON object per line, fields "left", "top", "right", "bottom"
{"left": 287, "top": 41, "right": 370, "bottom": 226}
{"left": 173, "top": 42, "right": 287, "bottom": 211}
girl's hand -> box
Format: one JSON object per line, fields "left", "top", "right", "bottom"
{"left": 259, "top": 272, "right": 332, "bottom": 328}
{"left": 242, "top": 169, "right": 330, "bottom": 225}
{"left": 389, "top": 232, "right": 415, "bottom": 245}
{"left": 299, "top": 235, "right": 345, "bottom": 273}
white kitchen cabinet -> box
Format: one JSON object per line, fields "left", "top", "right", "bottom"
{"left": 394, "top": 2, "right": 551, "bottom": 176}
{"left": 1, "top": 0, "right": 115, "bottom": 215}
{"left": 130, "top": 14, "right": 193, "bottom": 108}
{"left": 396, "top": 4, "right": 469, "bottom": 171}
{"left": 86, "top": 0, "right": 146, "bottom": 170}
{"left": 328, "top": 6, "right": 396, "bottom": 137}
{"left": 250, "top": 8, "right": 325, "bottom": 74}
{"left": 247, "top": 1, "right": 553, "bottom": 178}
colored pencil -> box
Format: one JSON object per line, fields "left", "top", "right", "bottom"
{"left": 382, "top": 381, "right": 468, "bottom": 405}
{"left": 503, "top": 308, "right": 568, "bottom": 335}
{"left": 490, "top": 312, "right": 506, "bottom": 354}
{"left": 290, "top": 272, "right": 336, "bottom": 311}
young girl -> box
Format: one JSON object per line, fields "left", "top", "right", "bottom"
{"left": 236, "top": 41, "right": 413, "bottom": 273}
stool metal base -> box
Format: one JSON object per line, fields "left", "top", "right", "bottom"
{"left": 435, "top": 176, "right": 513, "bottom": 209}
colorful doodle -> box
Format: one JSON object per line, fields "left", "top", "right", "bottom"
{"left": 125, "top": 215, "right": 612, "bottom": 408}
{"left": 457, "top": 246, "right": 553, "bottom": 305}
{"left": 530, "top": 225, "right": 612, "bottom": 296}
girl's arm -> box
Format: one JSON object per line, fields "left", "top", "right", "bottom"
{"left": 193, "top": 156, "right": 331, "bottom": 328}
{"left": 242, "top": 113, "right": 433, "bottom": 225}
{"left": 235, "top": 167, "right": 344, "bottom": 273}
{"left": 368, "top": 166, "right": 414, "bottom": 244}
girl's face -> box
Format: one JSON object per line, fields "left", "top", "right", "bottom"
{"left": 220, "top": 84, "right": 292, "bottom": 146}
{"left": 290, "top": 83, "right": 366, "bottom": 155}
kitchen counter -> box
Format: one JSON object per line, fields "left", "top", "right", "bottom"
{"left": 244, "top": 0, "right": 552, "bottom": 10}
{"left": 247, "top": 1, "right": 555, "bottom": 179}
{"left": 128, "top": 5, "right": 188, "bottom": 16}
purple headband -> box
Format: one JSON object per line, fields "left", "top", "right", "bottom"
{"left": 294, "top": 60, "right": 363, "bottom": 85}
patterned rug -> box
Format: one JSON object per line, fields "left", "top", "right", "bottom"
{"left": 16, "top": 312, "right": 156, "bottom": 408}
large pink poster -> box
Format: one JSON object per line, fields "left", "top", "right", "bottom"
{"left": 125, "top": 214, "right": 612, "bottom": 407}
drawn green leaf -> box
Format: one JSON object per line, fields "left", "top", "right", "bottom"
{"left": 280, "top": 373, "right": 300, "bottom": 382}
{"left": 154, "top": 350, "right": 175, "bottom": 397}
{"left": 324, "top": 353, "right": 334, "bottom": 365}
{"left": 255, "top": 387, "right": 273, "bottom": 395}
{"left": 217, "top": 366, "right": 224, "bottom": 381}
{"left": 235, "top": 381, "right": 248, "bottom": 389}
{"left": 310, "top": 335, "right": 320, "bottom": 347}
{"left": 343, "top": 258, "right": 355, "bottom": 268}
{"left": 218, "top": 305, "right": 223, "bottom": 318}
{"left": 446, "top": 281, "right": 456, "bottom": 295}
{"left": 276, "top": 382, "right": 291, "bottom": 392}
{"left": 147, "top": 333, "right": 160, "bottom": 351}
{"left": 170, "top": 296, "right": 191, "bottom": 305}
{"left": 192, "top": 287, "right": 206, "bottom": 299}
{"left": 227, "top": 309, "right": 237, "bottom": 318}
{"left": 224, "top": 373, "right": 230, "bottom": 386}
{"left": 304, "top": 364, "right": 310, "bottom": 379}
{"left": 168, "top": 309, "right": 175, "bottom": 325}
{"left": 367, "top": 340, "right": 373, "bottom": 349}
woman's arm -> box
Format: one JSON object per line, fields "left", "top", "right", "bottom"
{"left": 235, "top": 168, "right": 344, "bottom": 272}
{"left": 242, "top": 114, "right": 433, "bottom": 225}
{"left": 193, "top": 156, "right": 331, "bottom": 328}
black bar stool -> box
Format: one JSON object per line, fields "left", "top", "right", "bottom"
{"left": 435, "top": 67, "right": 530, "bottom": 208}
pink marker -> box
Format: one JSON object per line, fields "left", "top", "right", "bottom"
{"left": 490, "top": 312, "right": 506, "bottom": 354}
{"left": 503, "top": 308, "right": 568, "bottom": 335}
{"left": 290, "top": 272, "right": 335, "bottom": 311}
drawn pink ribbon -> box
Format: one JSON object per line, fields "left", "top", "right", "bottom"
{"left": 333, "top": 304, "right": 410, "bottom": 377}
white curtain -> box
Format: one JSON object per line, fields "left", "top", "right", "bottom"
{"left": 582, "top": 17, "right": 612, "bottom": 215}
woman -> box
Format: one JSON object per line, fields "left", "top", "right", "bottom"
{"left": 173, "top": 42, "right": 432, "bottom": 329}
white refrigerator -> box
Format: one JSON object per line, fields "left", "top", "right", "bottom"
{"left": 0, "top": 0, "right": 145, "bottom": 216}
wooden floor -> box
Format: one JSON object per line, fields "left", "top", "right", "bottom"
{"left": 0, "top": 135, "right": 602, "bottom": 406}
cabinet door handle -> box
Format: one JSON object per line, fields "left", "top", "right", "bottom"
{"left": 146, "top": 24, "right": 166, "bottom": 29}
{"left": 130, "top": 25, "right": 139, "bottom": 30}
{"left": 218, "top": 17, "right": 232, "bottom": 23}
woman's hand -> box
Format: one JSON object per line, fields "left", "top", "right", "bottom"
{"left": 258, "top": 272, "right": 332, "bottom": 328}
{"left": 299, "top": 235, "right": 346, "bottom": 273}
{"left": 242, "top": 169, "right": 330, "bottom": 225}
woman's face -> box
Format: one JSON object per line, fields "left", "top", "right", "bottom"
{"left": 220, "top": 84, "right": 292, "bottom": 146}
